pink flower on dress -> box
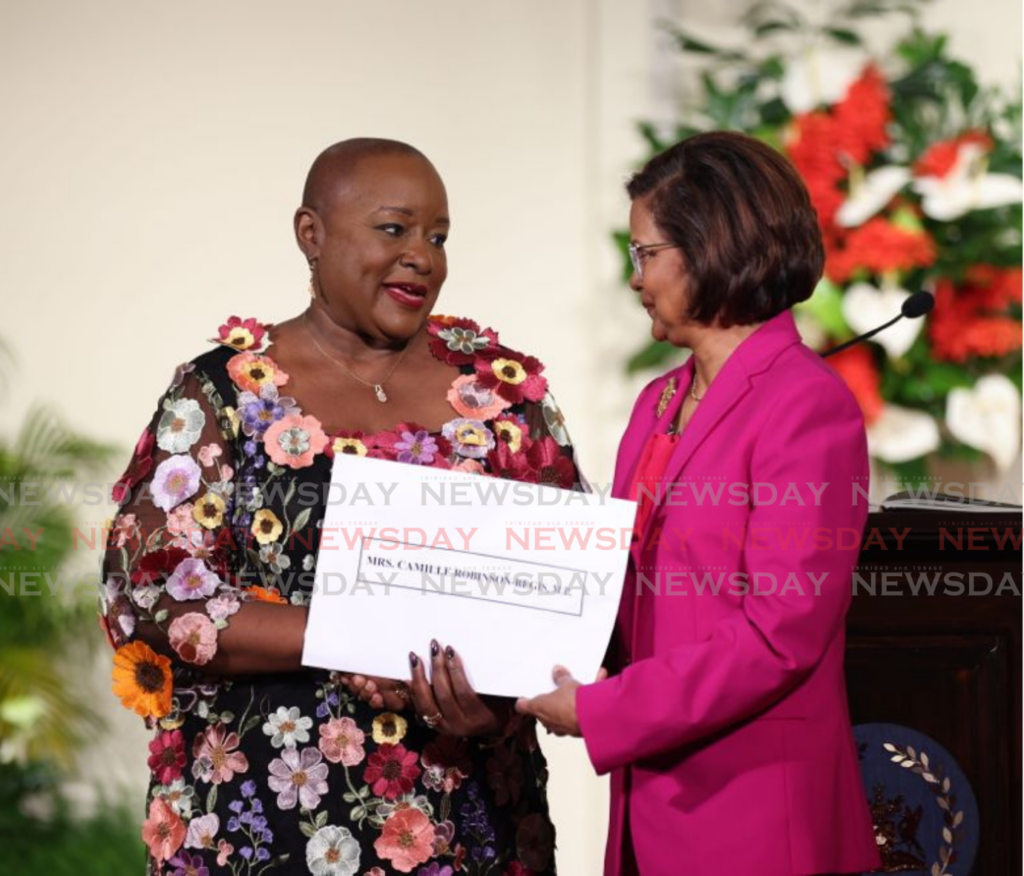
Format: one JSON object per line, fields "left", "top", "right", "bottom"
{"left": 318, "top": 716, "right": 366, "bottom": 766}
{"left": 141, "top": 796, "right": 186, "bottom": 865}
{"left": 197, "top": 443, "right": 222, "bottom": 468}
{"left": 166, "top": 503, "right": 197, "bottom": 537}
{"left": 263, "top": 414, "right": 329, "bottom": 469}
{"left": 147, "top": 729, "right": 186, "bottom": 784}
{"left": 192, "top": 724, "right": 249, "bottom": 785}
{"left": 373, "top": 807, "right": 436, "bottom": 873}
{"left": 216, "top": 839, "right": 234, "bottom": 866}
{"left": 267, "top": 746, "right": 330, "bottom": 810}
{"left": 363, "top": 744, "right": 421, "bottom": 801}
{"left": 205, "top": 593, "right": 241, "bottom": 621}
{"left": 112, "top": 513, "right": 140, "bottom": 548}
{"left": 151, "top": 455, "right": 202, "bottom": 512}
{"left": 447, "top": 374, "right": 512, "bottom": 420}
{"left": 451, "top": 458, "right": 485, "bottom": 475}
{"left": 184, "top": 812, "right": 220, "bottom": 850}
{"left": 168, "top": 612, "right": 218, "bottom": 665}
{"left": 165, "top": 558, "right": 220, "bottom": 602}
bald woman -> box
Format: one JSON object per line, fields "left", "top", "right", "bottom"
{"left": 101, "top": 139, "right": 579, "bottom": 874}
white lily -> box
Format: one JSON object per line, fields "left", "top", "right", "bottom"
{"left": 913, "top": 142, "right": 1023, "bottom": 221}
{"left": 780, "top": 45, "right": 865, "bottom": 114}
{"left": 841, "top": 282, "right": 923, "bottom": 359}
{"left": 868, "top": 404, "right": 941, "bottom": 463}
{"left": 837, "top": 166, "right": 911, "bottom": 227}
{"left": 946, "top": 374, "right": 1021, "bottom": 471}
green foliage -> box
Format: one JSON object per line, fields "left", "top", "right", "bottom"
{"left": 0, "top": 761, "right": 142, "bottom": 875}
{"left": 0, "top": 341, "right": 137, "bottom": 873}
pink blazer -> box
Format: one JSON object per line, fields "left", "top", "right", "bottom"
{"left": 577, "top": 312, "right": 881, "bottom": 876}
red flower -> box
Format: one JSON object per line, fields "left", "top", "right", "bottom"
{"left": 474, "top": 348, "right": 548, "bottom": 404}
{"left": 930, "top": 269, "right": 1023, "bottom": 362}
{"left": 914, "top": 131, "right": 994, "bottom": 179}
{"left": 363, "top": 743, "right": 422, "bottom": 801}
{"left": 832, "top": 66, "right": 891, "bottom": 166}
{"left": 486, "top": 442, "right": 539, "bottom": 483}
{"left": 427, "top": 316, "right": 499, "bottom": 366}
{"left": 111, "top": 428, "right": 156, "bottom": 504}
{"left": 825, "top": 346, "right": 884, "bottom": 426}
{"left": 147, "top": 729, "right": 186, "bottom": 784}
{"left": 526, "top": 438, "right": 576, "bottom": 489}
{"left": 216, "top": 316, "right": 268, "bottom": 351}
{"left": 130, "top": 548, "right": 191, "bottom": 586}
{"left": 786, "top": 112, "right": 847, "bottom": 232}
{"left": 825, "top": 218, "right": 937, "bottom": 283}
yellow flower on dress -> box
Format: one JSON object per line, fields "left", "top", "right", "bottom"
{"left": 332, "top": 437, "right": 368, "bottom": 457}
{"left": 489, "top": 358, "right": 527, "bottom": 386}
{"left": 251, "top": 509, "right": 283, "bottom": 545}
{"left": 372, "top": 711, "right": 409, "bottom": 745}
{"left": 493, "top": 420, "right": 525, "bottom": 453}
{"left": 193, "top": 492, "right": 226, "bottom": 529}
{"left": 111, "top": 640, "right": 173, "bottom": 718}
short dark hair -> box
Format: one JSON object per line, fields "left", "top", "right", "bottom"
{"left": 626, "top": 131, "right": 824, "bottom": 327}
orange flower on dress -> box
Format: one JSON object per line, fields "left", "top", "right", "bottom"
{"left": 263, "top": 414, "right": 329, "bottom": 469}
{"left": 141, "top": 796, "right": 186, "bottom": 865}
{"left": 226, "top": 352, "right": 289, "bottom": 395}
{"left": 373, "top": 807, "right": 436, "bottom": 873}
{"left": 447, "top": 374, "right": 512, "bottom": 421}
{"left": 243, "top": 585, "right": 288, "bottom": 604}
{"left": 111, "top": 640, "right": 173, "bottom": 718}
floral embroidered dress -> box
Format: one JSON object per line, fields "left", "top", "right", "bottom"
{"left": 100, "top": 315, "right": 580, "bottom": 876}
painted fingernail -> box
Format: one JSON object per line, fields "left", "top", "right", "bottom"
{"left": 430, "top": 639, "right": 440, "bottom": 657}
{"left": 445, "top": 645, "right": 455, "bottom": 661}
{"left": 409, "top": 652, "right": 419, "bottom": 669}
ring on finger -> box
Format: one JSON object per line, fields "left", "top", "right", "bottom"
{"left": 421, "top": 711, "right": 443, "bottom": 729}
{"left": 393, "top": 682, "right": 410, "bottom": 702}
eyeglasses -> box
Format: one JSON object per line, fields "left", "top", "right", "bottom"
{"left": 628, "top": 241, "right": 679, "bottom": 281}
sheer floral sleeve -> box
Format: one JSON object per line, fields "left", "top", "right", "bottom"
{"left": 100, "top": 364, "right": 250, "bottom": 721}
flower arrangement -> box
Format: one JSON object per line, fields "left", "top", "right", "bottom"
{"left": 622, "top": 0, "right": 1022, "bottom": 483}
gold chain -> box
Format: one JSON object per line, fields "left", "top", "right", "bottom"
{"left": 302, "top": 311, "right": 415, "bottom": 403}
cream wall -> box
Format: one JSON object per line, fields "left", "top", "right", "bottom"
{"left": 0, "top": 1, "right": 1018, "bottom": 873}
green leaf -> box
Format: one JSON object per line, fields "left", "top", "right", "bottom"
{"left": 299, "top": 822, "right": 317, "bottom": 839}
{"left": 342, "top": 791, "right": 357, "bottom": 803}
{"left": 292, "top": 508, "right": 311, "bottom": 534}
{"left": 626, "top": 341, "right": 677, "bottom": 374}
{"left": 350, "top": 805, "right": 365, "bottom": 820}
{"left": 799, "top": 279, "right": 850, "bottom": 339}
{"left": 825, "top": 27, "right": 862, "bottom": 45}
{"left": 753, "top": 20, "right": 793, "bottom": 36}
{"left": 206, "top": 785, "right": 217, "bottom": 814}
{"left": 315, "top": 809, "right": 329, "bottom": 828}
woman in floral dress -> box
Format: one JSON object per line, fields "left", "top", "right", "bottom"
{"left": 101, "top": 139, "right": 579, "bottom": 875}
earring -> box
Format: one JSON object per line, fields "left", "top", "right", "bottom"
{"left": 307, "top": 258, "right": 318, "bottom": 298}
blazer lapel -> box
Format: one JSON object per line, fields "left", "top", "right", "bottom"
{"left": 613, "top": 362, "right": 691, "bottom": 499}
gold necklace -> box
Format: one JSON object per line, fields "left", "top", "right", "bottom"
{"left": 303, "top": 311, "right": 415, "bottom": 403}
{"left": 689, "top": 375, "right": 705, "bottom": 402}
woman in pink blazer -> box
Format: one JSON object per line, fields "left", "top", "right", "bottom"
{"left": 518, "top": 132, "right": 881, "bottom": 875}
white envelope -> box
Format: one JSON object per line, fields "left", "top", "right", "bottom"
{"left": 302, "top": 454, "right": 637, "bottom": 697}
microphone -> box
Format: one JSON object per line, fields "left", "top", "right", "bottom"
{"left": 820, "top": 291, "right": 934, "bottom": 358}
